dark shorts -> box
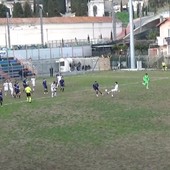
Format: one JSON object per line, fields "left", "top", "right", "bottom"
{"left": 23, "top": 85, "right": 27, "bottom": 88}
{"left": 43, "top": 85, "right": 47, "bottom": 89}
{"left": 26, "top": 93, "right": 31, "bottom": 97}
{"left": 15, "top": 90, "right": 20, "bottom": 94}
{"left": 0, "top": 97, "right": 3, "bottom": 102}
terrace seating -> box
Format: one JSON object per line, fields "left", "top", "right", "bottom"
{"left": 0, "top": 57, "right": 33, "bottom": 79}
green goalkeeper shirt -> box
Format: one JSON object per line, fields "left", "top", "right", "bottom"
{"left": 143, "top": 75, "right": 149, "bottom": 83}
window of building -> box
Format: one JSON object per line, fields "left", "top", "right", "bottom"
{"left": 60, "top": 61, "right": 65, "bottom": 66}
{"left": 93, "top": 5, "right": 97, "bottom": 16}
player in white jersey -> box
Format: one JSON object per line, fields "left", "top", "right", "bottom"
{"left": 31, "top": 74, "right": 36, "bottom": 92}
{"left": 3, "top": 80, "right": 9, "bottom": 96}
{"left": 51, "top": 81, "right": 57, "bottom": 98}
{"left": 56, "top": 74, "right": 62, "bottom": 88}
{"left": 107, "top": 82, "right": 119, "bottom": 97}
{"left": 8, "top": 79, "right": 14, "bottom": 97}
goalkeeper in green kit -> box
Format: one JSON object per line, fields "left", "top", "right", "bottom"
{"left": 142, "top": 73, "right": 150, "bottom": 89}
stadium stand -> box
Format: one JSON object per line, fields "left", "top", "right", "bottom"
{"left": 0, "top": 57, "right": 33, "bottom": 80}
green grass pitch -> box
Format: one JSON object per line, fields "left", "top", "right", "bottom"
{"left": 1, "top": 70, "right": 170, "bottom": 170}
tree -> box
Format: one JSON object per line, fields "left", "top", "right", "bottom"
{"left": 120, "top": 0, "right": 123, "bottom": 12}
{"left": 137, "top": 3, "right": 140, "bottom": 18}
{"left": 23, "top": 0, "right": 33, "bottom": 17}
{"left": 148, "top": 0, "right": 157, "bottom": 14}
{"left": 110, "top": 31, "right": 113, "bottom": 41}
{"left": 167, "top": 0, "right": 170, "bottom": 13}
{"left": 33, "top": 0, "right": 40, "bottom": 17}
{"left": 132, "top": 5, "right": 135, "bottom": 19}
{"left": 33, "top": 0, "right": 36, "bottom": 15}
{"left": 135, "top": 41, "right": 149, "bottom": 55}
{"left": 54, "top": 0, "right": 66, "bottom": 16}
{"left": 71, "top": 0, "right": 88, "bottom": 16}
{"left": 0, "top": 4, "right": 10, "bottom": 18}
{"left": 145, "top": 6, "right": 148, "bottom": 16}
{"left": 112, "top": 44, "right": 128, "bottom": 55}
{"left": 47, "top": 0, "right": 56, "bottom": 17}
{"left": 43, "top": 0, "right": 65, "bottom": 17}
{"left": 56, "top": 0, "right": 66, "bottom": 15}
{"left": 142, "top": 5, "right": 145, "bottom": 16}
{"left": 42, "top": 0, "right": 48, "bottom": 16}
{"left": 147, "top": 29, "right": 158, "bottom": 40}
{"left": 13, "top": 2, "right": 24, "bottom": 18}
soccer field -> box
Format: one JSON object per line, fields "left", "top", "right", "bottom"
{"left": 1, "top": 70, "right": 170, "bottom": 170}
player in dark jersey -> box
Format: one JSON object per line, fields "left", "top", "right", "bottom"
{"left": 42, "top": 79, "right": 48, "bottom": 94}
{"left": 14, "top": 81, "right": 21, "bottom": 98}
{"left": 0, "top": 88, "right": 3, "bottom": 106}
{"left": 59, "top": 77, "right": 65, "bottom": 92}
{"left": 93, "top": 81, "right": 102, "bottom": 97}
{"left": 22, "top": 78, "right": 27, "bottom": 91}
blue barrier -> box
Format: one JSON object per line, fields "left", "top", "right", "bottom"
{"left": 0, "top": 60, "right": 17, "bottom": 65}
{"left": 1, "top": 66, "right": 23, "bottom": 71}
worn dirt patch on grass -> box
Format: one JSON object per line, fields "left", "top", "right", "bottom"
{"left": 1, "top": 132, "right": 170, "bottom": 170}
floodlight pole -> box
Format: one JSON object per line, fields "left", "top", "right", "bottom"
{"left": 129, "top": 0, "right": 135, "bottom": 69}
{"left": 112, "top": 0, "right": 116, "bottom": 41}
{"left": 39, "top": 7, "right": 44, "bottom": 47}
{"left": 6, "top": 12, "right": 10, "bottom": 76}
{"left": 6, "top": 12, "right": 11, "bottom": 49}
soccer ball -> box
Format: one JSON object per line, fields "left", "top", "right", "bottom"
{"left": 105, "top": 89, "right": 108, "bottom": 92}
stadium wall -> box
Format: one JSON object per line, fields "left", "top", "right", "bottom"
{"left": 0, "top": 17, "right": 122, "bottom": 46}
{"left": 8, "top": 46, "right": 92, "bottom": 60}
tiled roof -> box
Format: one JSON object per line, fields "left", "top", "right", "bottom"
{"left": 156, "top": 18, "right": 169, "bottom": 27}
{"left": 0, "top": 17, "right": 112, "bottom": 25}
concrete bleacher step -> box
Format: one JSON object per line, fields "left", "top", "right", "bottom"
{"left": 0, "top": 69, "right": 10, "bottom": 79}
{"left": 0, "top": 57, "right": 34, "bottom": 79}
{"left": 0, "top": 57, "right": 22, "bottom": 79}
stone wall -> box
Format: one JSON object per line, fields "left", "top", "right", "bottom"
{"left": 98, "top": 57, "right": 111, "bottom": 71}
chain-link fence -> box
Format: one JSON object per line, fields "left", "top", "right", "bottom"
{"left": 29, "top": 56, "right": 111, "bottom": 77}
{"left": 110, "top": 54, "right": 159, "bottom": 70}
{"left": 1, "top": 53, "right": 168, "bottom": 84}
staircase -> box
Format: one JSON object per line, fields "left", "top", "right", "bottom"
{"left": 0, "top": 68, "right": 10, "bottom": 79}
{"left": 18, "top": 58, "right": 38, "bottom": 75}
{"left": 149, "top": 55, "right": 164, "bottom": 69}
